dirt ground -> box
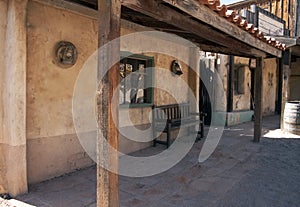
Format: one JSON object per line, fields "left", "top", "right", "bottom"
{"left": 2, "top": 115, "right": 299, "bottom": 207}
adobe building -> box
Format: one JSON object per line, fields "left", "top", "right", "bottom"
{"left": 201, "top": 53, "right": 280, "bottom": 126}
{"left": 0, "top": 0, "right": 284, "bottom": 203}
{"left": 208, "top": 0, "right": 300, "bottom": 126}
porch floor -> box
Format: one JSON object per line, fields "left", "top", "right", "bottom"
{"left": 15, "top": 115, "right": 300, "bottom": 207}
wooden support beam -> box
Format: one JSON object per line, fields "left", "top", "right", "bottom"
{"left": 227, "top": 56, "right": 234, "bottom": 112}
{"left": 254, "top": 57, "right": 264, "bottom": 142}
{"left": 97, "top": 0, "right": 120, "bottom": 207}
{"left": 162, "top": 0, "right": 282, "bottom": 58}
{"left": 276, "top": 58, "right": 283, "bottom": 114}
{"left": 280, "top": 50, "right": 291, "bottom": 130}
{"left": 121, "top": 0, "right": 269, "bottom": 58}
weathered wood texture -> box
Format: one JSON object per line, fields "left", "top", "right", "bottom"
{"left": 161, "top": 0, "right": 281, "bottom": 58}
{"left": 280, "top": 50, "right": 291, "bottom": 130}
{"left": 97, "top": 0, "right": 120, "bottom": 206}
{"left": 270, "top": 0, "right": 298, "bottom": 36}
{"left": 227, "top": 56, "right": 234, "bottom": 112}
{"left": 254, "top": 57, "right": 263, "bottom": 142}
{"left": 121, "top": 0, "right": 281, "bottom": 58}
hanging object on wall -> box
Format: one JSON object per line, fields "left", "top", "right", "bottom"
{"left": 171, "top": 60, "right": 183, "bottom": 76}
{"left": 55, "top": 41, "right": 77, "bottom": 68}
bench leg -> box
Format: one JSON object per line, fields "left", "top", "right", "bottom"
{"left": 153, "top": 129, "right": 157, "bottom": 147}
{"left": 200, "top": 119, "right": 204, "bottom": 138}
{"left": 167, "top": 122, "right": 171, "bottom": 148}
{"left": 153, "top": 139, "right": 157, "bottom": 147}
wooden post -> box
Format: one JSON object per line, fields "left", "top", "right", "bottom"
{"left": 254, "top": 57, "right": 263, "bottom": 142}
{"left": 280, "top": 50, "right": 291, "bottom": 130}
{"left": 227, "top": 55, "right": 234, "bottom": 112}
{"left": 97, "top": 0, "right": 120, "bottom": 207}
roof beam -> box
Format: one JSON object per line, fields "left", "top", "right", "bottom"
{"left": 162, "top": 0, "right": 282, "bottom": 58}
{"left": 121, "top": 0, "right": 268, "bottom": 57}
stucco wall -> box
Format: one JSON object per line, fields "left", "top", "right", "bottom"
{"left": 0, "top": 0, "right": 8, "bottom": 194}
{"left": 233, "top": 57, "right": 277, "bottom": 115}
{"left": 233, "top": 57, "right": 251, "bottom": 111}
{"left": 26, "top": 1, "right": 96, "bottom": 184}
{"left": 1, "top": 0, "right": 28, "bottom": 195}
{"left": 213, "top": 56, "right": 277, "bottom": 125}
{"left": 262, "top": 58, "right": 277, "bottom": 115}
{"left": 290, "top": 59, "right": 300, "bottom": 101}
{"left": 120, "top": 22, "right": 191, "bottom": 106}
{"left": 214, "top": 54, "right": 228, "bottom": 112}
{"left": 119, "top": 21, "right": 194, "bottom": 153}
{"left": 26, "top": 1, "right": 195, "bottom": 182}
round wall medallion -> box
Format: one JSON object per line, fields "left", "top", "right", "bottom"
{"left": 55, "top": 41, "right": 77, "bottom": 68}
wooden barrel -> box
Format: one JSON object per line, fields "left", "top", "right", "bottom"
{"left": 284, "top": 101, "right": 300, "bottom": 135}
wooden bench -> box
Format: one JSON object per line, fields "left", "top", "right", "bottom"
{"left": 152, "top": 103, "right": 205, "bottom": 148}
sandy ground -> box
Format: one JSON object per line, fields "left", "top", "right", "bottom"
{"left": 1, "top": 115, "right": 299, "bottom": 207}
{"left": 215, "top": 138, "right": 300, "bottom": 207}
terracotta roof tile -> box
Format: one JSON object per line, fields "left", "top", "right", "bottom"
{"left": 198, "top": 0, "right": 286, "bottom": 50}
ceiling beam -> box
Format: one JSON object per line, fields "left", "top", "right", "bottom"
{"left": 121, "top": 0, "right": 278, "bottom": 58}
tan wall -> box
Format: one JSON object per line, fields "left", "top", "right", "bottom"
{"left": 26, "top": 1, "right": 195, "bottom": 182}
{"left": 121, "top": 22, "right": 191, "bottom": 106}
{"left": 213, "top": 55, "right": 277, "bottom": 122}
{"left": 26, "top": 1, "right": 96, "bottom": 184}
{"left": 1, "top": 0, "right": 28, "bottom": 196}
{"left": 290, "top": 59, "right": 300, "bottom": 101}
{"left": 0, "top": 0, "right": 8, "bottom": 194}
{"left": 233, "top": 57, "right": 251, "bottom": 111}
{"left": 119, "top": 21, "right": 194, "bottom": 153}
{"left": 214, "top": 54, "right": 228, "bottom": 112}
{"left": 262, "top": 58, "right": 277, "bottom": 115}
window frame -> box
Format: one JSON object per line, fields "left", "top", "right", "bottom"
{"left": 233, "top": 65, "right": 245, "bottom": 95}
{"left": 119, "top": 52, "right": 154, "bottom": 108}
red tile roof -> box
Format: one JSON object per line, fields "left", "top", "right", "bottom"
{"left": 198, "top": 0, "right": 286, "bottom": 50}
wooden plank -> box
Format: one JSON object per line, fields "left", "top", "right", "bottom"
{"left": 280, "top": 50, "right": 291, "bottom": 130}
{"left": 121, "top": 0, "right": 268, "bottom": 58}
{"left": 258, "top": 12, "right": 284, "bottom": 36}
{"left": 162, "top": 0, "right": 282, "bottom": 58}
{"left": 97, "top": 0, "right": 120, "bottom": 207}
{"left": 196, "top": 44, "right": 257, "bottom": 57}
{"left": 254, "top": 57, "right": 263, "bottom": 142}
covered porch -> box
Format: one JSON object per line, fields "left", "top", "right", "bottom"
{"left": 13, "top": 115, "right": 300, "bottom": 207}
{"left": 0, "top": 0, "right": 285, "bottom": 205}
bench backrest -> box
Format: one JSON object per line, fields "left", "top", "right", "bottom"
{"left": 153, "top": 103, "right": 191, "bottom": 121}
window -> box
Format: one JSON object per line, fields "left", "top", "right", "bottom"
{"left": 233, "top": 66, "right": 245, "bottom": 95}
{"left": 119, "top": 53, "right": 154, "bottom": 106}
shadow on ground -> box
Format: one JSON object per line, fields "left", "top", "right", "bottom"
{"left": 14, "top": 115, "right": 300, "bottom": 207}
